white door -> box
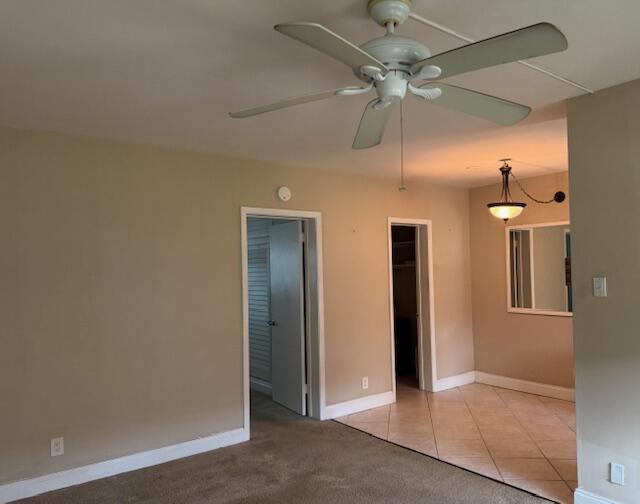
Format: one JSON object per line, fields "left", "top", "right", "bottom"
{"left": 416, "top": 225, "right": 433, "bottom": 391}
{"left": 269, "top": 220, "right": 307, "bottom": 415}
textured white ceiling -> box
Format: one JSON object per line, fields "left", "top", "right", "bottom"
{"left": 1, "top": 0, "right": 639, "bottom": 186}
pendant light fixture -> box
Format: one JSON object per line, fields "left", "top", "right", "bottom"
{"left": 487, "top": 159, "right": 565, "bottom": 221}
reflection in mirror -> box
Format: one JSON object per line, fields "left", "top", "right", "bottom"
{"left": 508, "top": 223, "right": 572, "bottom": 314}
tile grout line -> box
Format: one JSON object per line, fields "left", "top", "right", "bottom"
{"left": 344, "top": 384, "right": 576, "bottom": 501}
{"left": 480, "top": 390, "right": 573, "bottom": 504}
{"left": 522, "top": 393, "right": 574, "bottom": 490}
{"left": 424, "top": 391, "right": 439, "bottom": 459}
{"left": 390, "top": 386, "right": 565, "bottom": 499}
{"left": 462, "top": 386, "right": 505, "bottom": 482}
{"left": 385, "top": 404, "right": 390, "bottom": 440}
{"left": 495, "top": 387, "right": 575, "bottom": 497}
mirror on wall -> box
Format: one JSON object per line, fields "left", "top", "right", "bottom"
{"left": 507, "top": 222, "right": 572, "bottom": 316}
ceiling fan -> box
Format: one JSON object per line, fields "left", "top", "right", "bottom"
{"left": 229, "top": 0, "right": 568, "bottom": 150}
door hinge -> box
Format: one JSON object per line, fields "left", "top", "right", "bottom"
{"left": 303, "top": 383, "right": 309, "bottom": 394}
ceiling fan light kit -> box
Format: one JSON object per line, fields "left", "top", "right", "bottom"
{"left": 230, "top": 0, "right": 568, "bottom": 151}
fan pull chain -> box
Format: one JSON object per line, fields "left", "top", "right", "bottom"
{"left": 399, "top": 99, "right": 407, "bottom": 192}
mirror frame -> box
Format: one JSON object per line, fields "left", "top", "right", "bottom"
{"left": 505, "top": 220, "right": 573, "bottom": 317}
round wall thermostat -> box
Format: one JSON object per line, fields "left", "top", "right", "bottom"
{"left": 277, "top": 186, "right": 292, "bottom": 202}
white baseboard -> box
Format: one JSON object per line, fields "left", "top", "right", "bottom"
{"left": 250, "top": 377, "right": 272, "bottom": 395}
{"left": 574, "top": 488, "right": 618, "bottom": 504}
{"left": 324, "top": 391, "right": 394, "bottom": 420}
{"left": 429, "top": 370, "right": 575, "bottom": 401}
{"left": 433, "top": 371, "right": 476, "bottom": 392}
{"left": 0, "top": 427, "right": 249, "bottom": 504}
{"left": 475, "top": 371, "right": 575, "bottom": 402}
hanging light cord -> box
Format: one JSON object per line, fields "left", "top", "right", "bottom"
{"left": 399, "top": 99, "right": 406, "bottom": 191}
{"left": 509, "top": 171, "right": 556, "bottom": 204}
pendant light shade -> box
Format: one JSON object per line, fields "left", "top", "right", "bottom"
{"left": 487, "top": 202, "right": 526, "bottom": 220}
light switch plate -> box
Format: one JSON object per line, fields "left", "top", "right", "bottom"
{"left": 593, "top": 277, "right": 608, "bottom": 297}
{"left": 610, "top": 462, "right": 625, "bottom": 486}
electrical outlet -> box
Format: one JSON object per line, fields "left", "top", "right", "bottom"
{"left": 362, "top": 376, "right": 369, "bottom": 390}
{"left": 51, "top": 437, "right": 64, "bottom": 457}
{"left": 610, "top": 462, "right": 625, "bottom": 486}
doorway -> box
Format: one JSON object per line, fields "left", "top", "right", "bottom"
{"left": 241, "top": 208, "right": 326, "bottom": 433}
{"left": 391, "top": 225, "right": 420, "bottom": 389}
{"left": 388, "top": 218, "right": 436, "bottom": 394}
{"left": 246, "top": 216, "right": 308, "bottom": 415}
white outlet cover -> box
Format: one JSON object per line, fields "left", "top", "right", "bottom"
{"left": 51, "top": 437, "right": 64, "bottom": 457}
{"left": 362, "top": 377, "right": 369, "bottom": 389}
{"left": 611, "top": 462, "right": 625, "bottom": 485}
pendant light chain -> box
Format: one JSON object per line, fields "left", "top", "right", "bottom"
{"left": 510, "top": 171, "right": 556, "bottom": 204}
{"left": 399, "top": 99, "right": 406, "bottom": 192}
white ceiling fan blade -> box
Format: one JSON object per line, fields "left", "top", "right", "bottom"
{"left": 353, "top": 99, "right": 395, "bottom": 150}
{"left": 275, "top": 22, "right": 388, "bottom": 73}
{"left": 415, "top": 83, "right": 531, "bottom": 125}
{"left": 229, "top": 86, "right": 369, "bottom": 118}
{"left": 412, "top": 23, "right": 567, "bottom": 79}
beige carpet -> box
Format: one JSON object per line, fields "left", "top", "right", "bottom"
{"left": 15, "top": 394, "right": 551, "bottom": 503}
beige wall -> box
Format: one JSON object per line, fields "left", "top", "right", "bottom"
{"left": 568, "top": 78, "right": 640, "bottom": 503}
{"left": 469, "top": 172, "right": 574, "bottom": 388}
{"left": 0, "top": 126, "right": 474, "bottom": 484}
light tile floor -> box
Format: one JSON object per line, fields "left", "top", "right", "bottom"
{"left": 336, "top": 382, "right": 577, "bottom": 504}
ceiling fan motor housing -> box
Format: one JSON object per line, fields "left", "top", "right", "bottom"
{"left": 356, "top": 34, "right": 431, "bottom": 104}
{"left": 367, "top": 0, "right": 412, "bottom": 27}
{"left": 360, "top": 35, "right": 430, "bottom": 73}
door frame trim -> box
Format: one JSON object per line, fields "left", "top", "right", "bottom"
{"left": 241, "top": 207, "right": 326, "bottom": 430}
{"left": 387, "top": 218, "right": 437, "bottom": 394}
